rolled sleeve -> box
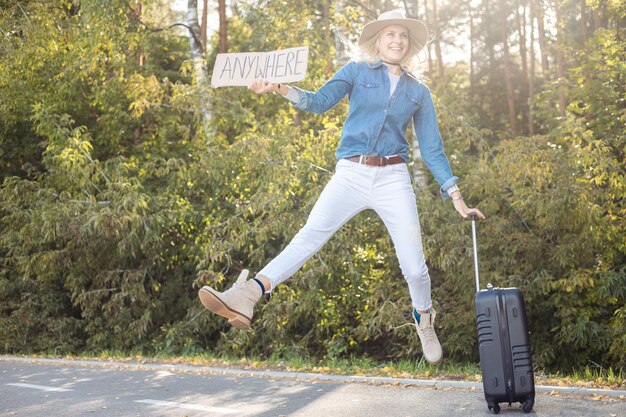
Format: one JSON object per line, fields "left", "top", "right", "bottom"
{"left": 413, "top": 87, "right": 458, "bottom": 199}
{"left": 440, "top": 176, "right": 460, "bottom": 199}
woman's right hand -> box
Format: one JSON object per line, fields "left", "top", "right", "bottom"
{"left": 248, "top": 80, "right": 278, "bottom": 95}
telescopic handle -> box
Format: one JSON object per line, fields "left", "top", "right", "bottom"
{"left": 471, "top": 213, "right": 480, "bottom": 292}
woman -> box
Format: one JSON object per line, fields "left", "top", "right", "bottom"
{"left": 199, "top": 10, "right": 485, "bottom": 365}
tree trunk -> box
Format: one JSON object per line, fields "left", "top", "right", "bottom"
{"left": 502, "top": 5, "right": 517, "bottom": 135}
{"left": 592, "top": 7, "right": 602, "bottom": 31}
{"left": 321, "top": 0, "right": 332, "bottom": 71}
{"left": 430, "top": 0, "right": 445, "bottom": 80}
{"left": 334, "top": 1, "right": 348, "bottom": 63}
{"left": 402, "top": 0, "right": 420, "bottom": 18}
{"left": 528, "top": 0, "right": 536, "bottom": 135}
{"left": 218, "top": 0, "right": 227, "bottom": 53}
{"left": 424, "top": 0, "right": 434, "bottom": 75}
{"left": 187, "top": 0, "right": 204, "bottom": 61}
{"left": 134, "top": 2, "right": 144, "bottom": 67}
{"left": 488, "top": 41, "right": 495, "bottom": 107}
{"left": 469, "top": 4, "right": 475, "bottom": 100}
{"left": 535, "top": 0, "right": 549, "bottom": 79}
{"left": 580, "top": 0, "right": 588, "bottom": 44}
{"left": 517, "top": 0, "right": 529, "bottom": 134}
{"left": 200, "top": 0, "right": 208, "bottom": 49}
{"left": 555, "top": 0, "right": 567, "bottom": 118}
{"left": 482, "top": 0, "right": 498, "bottom": 120}
{"left": 187, "top": 0, "right": 210, "bottom": 126}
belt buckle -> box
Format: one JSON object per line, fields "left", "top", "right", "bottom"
{"left": 359, "top": 155, "right": 370, "bottom": 166}
{"left": 359, "top": 155, "right": 380, "bottom": 166}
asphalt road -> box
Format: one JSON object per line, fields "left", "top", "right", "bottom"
{"left": 1, "top": 357, "right": 624, "bottom": 417}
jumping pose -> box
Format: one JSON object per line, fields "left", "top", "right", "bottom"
{"left": 199, "top": 10, "right": 485, "bottom": 365}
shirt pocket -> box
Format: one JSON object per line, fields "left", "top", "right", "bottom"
{"left": 353, "top": 82, "right": 384, "bottom": 109}
{"left": 388, "top": 90, "right": 419, "bottom": 121}
{"left": 398, "top": 90, "right": 420, "bottom": 118}
{"left": 405, "top": 90, "right": 421, "bottom": 106}
{"left": 357, "top": 82, "right": 382, "bottom": 98}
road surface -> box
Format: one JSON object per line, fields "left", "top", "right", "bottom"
{"left": 1, "top": 357, "right": 624, "bottom": 417}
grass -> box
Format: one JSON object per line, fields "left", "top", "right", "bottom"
{"left": 73, "top": 350, "right": 483, "bottom": 381}
{"left": 540, "top": 365, "right": 625, "bottom": 389}
{"left": 21, "top": 350, "right": 624, "bottom": 389}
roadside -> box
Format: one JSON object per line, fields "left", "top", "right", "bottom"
{"left": 1, "top": 355, "right": 625, "bottom": 399}
{"left": 36, "top": 352, "right": 626, "bottom": 390}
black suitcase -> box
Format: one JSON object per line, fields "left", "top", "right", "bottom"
{"left": 470, "top": 214, "right": 535, "bottom": 414}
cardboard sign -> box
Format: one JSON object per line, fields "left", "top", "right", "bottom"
{"left": 211, "top": 46, "right": 309, "bottom": 88}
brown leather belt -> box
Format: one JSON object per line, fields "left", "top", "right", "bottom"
{"left": 345, "top": 155, "right": 405, "bottom": 167}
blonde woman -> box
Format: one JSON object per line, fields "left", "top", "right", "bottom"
{"left": 199, "top": 10, "right": 485, "bottom": 365}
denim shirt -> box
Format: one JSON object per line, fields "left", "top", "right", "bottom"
{"left": 290, "top": 60, "right": 458, "bottom": 198}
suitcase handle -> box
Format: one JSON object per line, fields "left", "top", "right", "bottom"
{"left": 471, "top": 213, "right": 480, "bottom": 292}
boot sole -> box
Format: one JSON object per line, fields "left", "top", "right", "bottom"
{"left": 425, "top": 356, "right": 443, "bottom": 365}
{"left": 198, "top": 287, "right": 252, "bottom": 329}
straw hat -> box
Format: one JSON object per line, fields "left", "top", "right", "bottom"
{"left": 358, "top": 10, "right": 428, "bottom": 49}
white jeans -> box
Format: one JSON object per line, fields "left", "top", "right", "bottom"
{"left": 258, "top": 158, "right": 432, "bottom": 311}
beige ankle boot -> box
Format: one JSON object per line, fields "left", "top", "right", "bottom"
{"left": 198, "top": 270, "right": 263, "bottom": 329}
{"left": 414, "top": 307, "right": 443, "bottom": 365}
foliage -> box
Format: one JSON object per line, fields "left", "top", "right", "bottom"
{"left": 0, "top": 0, "right": 624, "bottom": 373}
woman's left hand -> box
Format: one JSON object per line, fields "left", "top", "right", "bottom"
{"left": 452, "top": 197, "right": 486, "bottom": 220}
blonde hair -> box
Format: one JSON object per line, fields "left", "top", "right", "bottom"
{"left": 342, "top": 26, "right": 430, "bottom": 80}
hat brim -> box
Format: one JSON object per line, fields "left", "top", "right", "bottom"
{"left": 358, "top": 18, "right": 428, "bottom": 50}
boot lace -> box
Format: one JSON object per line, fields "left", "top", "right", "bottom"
{"left": 392, "top": 316, "right": 434, "bottom": 337}
{"left": 391, "top": 322, "right": 414, "bottom": 331}
{"left": 419, "top": 319, "right": 437, "bottom": 340}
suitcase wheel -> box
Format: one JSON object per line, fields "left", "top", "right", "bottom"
{"left": 522, "top": 399, "right": 534, "bottom": 413}
{"left": 488, "top": 402, "right": 501, "bottom": 414}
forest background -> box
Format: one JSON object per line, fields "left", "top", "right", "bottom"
{"left": 0, "top": 0, "right": 624, "bottom": 374}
